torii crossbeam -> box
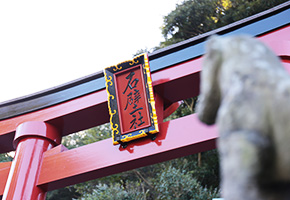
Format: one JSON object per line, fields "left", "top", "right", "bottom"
{"left": 0, "top": 2, "right": 290, "bottom": 199}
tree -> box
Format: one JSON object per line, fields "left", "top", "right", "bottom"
{"left": 81, "top": 165, "right": 219, "bottom": 200}
{"left": 61, "top": 123, "right": 111, "bottom": 150}
{"left": 160, "top": 0, "right": 290, "bottom": 113}
{"left": 49, "top": 1, "right": 289, "bottom": 199}
{"left": 160, "top": 0, "right": 289, "bottom": 47}
{"left": 153, "top": 166, "right": 218, "bottom": 200}
{"left": 160, "top": 0, "right": 221, "bottom": 47}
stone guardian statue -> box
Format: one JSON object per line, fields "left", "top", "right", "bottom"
{"left": 197, "top": 35, "right": 290, "bottom": 200}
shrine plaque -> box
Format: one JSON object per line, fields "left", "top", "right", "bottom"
{"left": 104, "top": 54, "right": 159, "bottom": 145}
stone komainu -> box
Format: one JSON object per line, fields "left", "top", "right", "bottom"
{"left": 197, "top": 35, "right": 290, "bottom": 200}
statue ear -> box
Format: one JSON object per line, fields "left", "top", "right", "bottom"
{"left": 197, "top": 35, "right": 222, "bottom": 125}
{"left": 206, "top": 35, "right": 222, "bottom": 57}
{"left": 203, "top": 35, "right": 223, "bottom": 73}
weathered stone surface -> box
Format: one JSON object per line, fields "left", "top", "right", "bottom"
{"left": 197, "top": 35, "right": 290, "bottom": 200}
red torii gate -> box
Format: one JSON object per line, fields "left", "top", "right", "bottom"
{"left": 0, "top": 2, "right": 290, "bottom": 199}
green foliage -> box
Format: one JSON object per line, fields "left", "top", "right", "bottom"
{"left": 160, "top": 0, "right": 289, "bottom": 47}
{"left": 154, "top": 166, "right": 219, "bottom": 200}
{"left": 190, "top": 150, "right": 220, "bottom": 189}
{"left": 48, "top": 1, "right": 289, "bottom": 199}
{"left": 80, "top": 182, "right": 147, "bottom": 200}
{"left": 46, "top": 187, "right": 81, "bottom": 200}
{"left": 164, "top": 97, "right": 198, "bottom": 122}
{"left": 71, "top": 150, "right": 220, "bottom": 199}
{"left": 161, "top": 0, "right": 221, "bottom": 47}
{"left": 155, "top": 150, "right": 220, "bottom": 190}
{"left": 0, "top": 153, "right": 13, "bottom": 163}
{"left": 61, "top": 123, "right": 111, "bottom": 149}
{"left": 219, "top": 0, "right": 289, "bottom": 26}
{"left": 77, "top": 159, "right": 219, "bottom": 200}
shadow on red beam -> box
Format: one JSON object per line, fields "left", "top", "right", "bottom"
{"left": 0, "top": 162, "right": 12, "bottom": 196}
{"left": 0, "top": 90, "right": 109, "bottom": 153}
{"left": 152, "top": 57, "right": 202, "bottom": 105}
{"left": 0, "top": 57, "right": 204, "bottom": 154}
{"left": 37, "top": 113, "right": 218, "bottom": 191}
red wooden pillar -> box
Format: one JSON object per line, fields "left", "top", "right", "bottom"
{"left": 2, "top": 121, "right": 61, "bottom": 200}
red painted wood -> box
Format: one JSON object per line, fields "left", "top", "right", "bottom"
{"left": 163, "top": 101, "right": 181, "bottom": 119}
{"left": 0, "top": 24, "right": 289, "bottom": 196}
{"left": 0, "top": 145, "right": 69, "bottom": 196}
{"left": 1, "top": 25, "right": 289, "bottom": 153}
{"left": 0, "top": 89, "right": 107, "bottom": 137}
{"left": 37, "top": 114, "right": 217, "bottom": 191}
{"left": 0, "top": 90, "right": 109, "bottom": 153}
{"left": 2, "top": 122, "right": 61, "bottom": 200}
{"left": 0, "top": 58, "right": 202, "bottom": 153}
{"left": 0, "top": 162, "right": 11, "bottom": 196}
{"left": 259, "top": 25, "right": 290, "bottom": 57}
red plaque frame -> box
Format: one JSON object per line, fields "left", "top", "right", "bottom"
{"left": 104, "top": 54, "right": 158, "bottom": 145}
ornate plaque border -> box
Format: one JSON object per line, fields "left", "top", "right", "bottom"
{"left": 104, "top": 53, "right": 159, "bottom": 145}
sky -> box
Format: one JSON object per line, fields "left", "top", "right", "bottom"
{"left": 0, "top": 0, "right": 181, "bottom": 103}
